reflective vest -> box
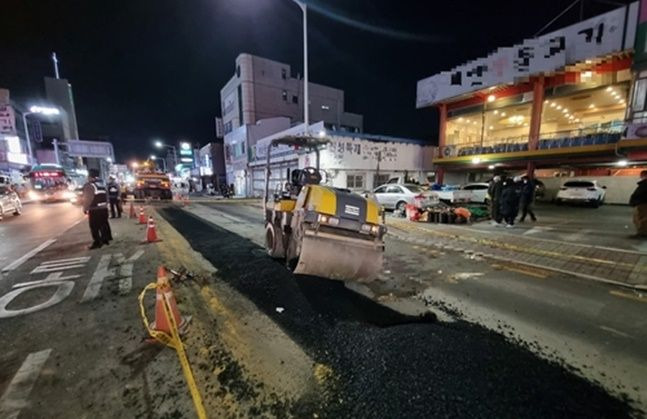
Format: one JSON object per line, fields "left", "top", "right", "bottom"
{"left": 91, "top": 182, "right": 108, "bottom": 209}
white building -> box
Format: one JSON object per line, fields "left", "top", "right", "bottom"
{"left": 220, "top": 54, "right": 363, "bottom": 136}
{"left": 249, "top": 122, "right": 434, "bottom": 197}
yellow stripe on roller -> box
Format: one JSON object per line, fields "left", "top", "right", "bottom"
{"left": 307, "top": 185, "right": 337, "bottom": 216}
{"left": 365, "top": 197, "right": 381, "bottom": 225}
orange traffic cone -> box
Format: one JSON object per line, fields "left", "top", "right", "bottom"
{"left": 129, "top": 201, "right": 137, "bottom": 219}
{"left": 145, "top": 216, "right": 160, "bottom": 243}
{"left": 138, "top": 207, "right": 147, "bottom": 224}
{"left": 151, "top": 266, "right": 187, "bottom": 334}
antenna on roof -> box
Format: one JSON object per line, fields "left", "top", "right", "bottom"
{"left": 51, "top": 52, "right": 60, "bottom": 79}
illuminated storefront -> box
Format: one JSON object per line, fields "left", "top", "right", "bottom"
{"left": 417, "top": 1, "right": 647, "bottom": 183}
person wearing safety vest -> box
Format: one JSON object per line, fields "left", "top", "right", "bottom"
{"left": 107, "top": 176, "right": 122, "bottom": 218}
{"left": 82, "top": 169, "right": 113, "bottom": 249}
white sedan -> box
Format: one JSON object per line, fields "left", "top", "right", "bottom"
{"left": 461, "top": 182, "right": 490, "bottom": 204}
{"left": 372, "top": 184, "right": 437, "bottom": 211}
{"left": 555, "top": 180, "right": 606, "bottom": 207}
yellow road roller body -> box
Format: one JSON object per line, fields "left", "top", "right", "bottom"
{"left": 265, "top": 179, "right": 386, "bottom": 282}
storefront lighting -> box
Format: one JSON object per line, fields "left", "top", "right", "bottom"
{"left": 544, "top": 100, "right": 549, "bottom": 104}
{"left": 501, "top": 112, "right": 506, "bottom": 117}
{"left": 556, "top": 105, "right": 562, "bottom": 110}
{"left": 458, "top": 117, "right": 464, "bottom": 122}
{"left": 617, "top": 160, "right": 628, "bottom": 167}
{"left": 487, "top": 94, "right": 496, "bottom": 102}
{"left": 588, "top": 104, "right": 595, "bottom": 109}
{"left": 488, "top": 125, "right": 494, "bottom": 130}
{"left": 581, "top": 71, "right": 592, "bottom": 79}
{"left": 493, "top": 110, "right": 499, "bottom": 115}
{"left": 606, "top": 87, "right": 613, "bottom": 92}
{"left": 471, "top": 157, "right": 481, "bottom": 164}
{"left": 488, "top": 165, "right": 495, "bottom": 170}
{"left": 550, "top": 103, "right": 556, "bottom": 108}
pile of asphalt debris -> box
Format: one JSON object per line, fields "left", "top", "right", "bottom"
{"left": 159, "top": 207, "right": 637, "bottom": 418}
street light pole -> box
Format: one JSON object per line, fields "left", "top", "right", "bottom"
{"left": 21, "top": 112, "right": 34, "bottom": 166}
{"left": 293, "top": 0, "right": 309, "bottom": 135}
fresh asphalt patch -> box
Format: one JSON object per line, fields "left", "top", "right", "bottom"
{"left": 159, "top": 206, "right": 636, "bottom": 418}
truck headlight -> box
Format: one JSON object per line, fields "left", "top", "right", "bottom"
{"left": 28, "top": 190, "right": 40, "bottom": 200}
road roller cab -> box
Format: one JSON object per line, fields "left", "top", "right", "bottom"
{"left": 263, "top": 136, "right": 386, "bottom": 282}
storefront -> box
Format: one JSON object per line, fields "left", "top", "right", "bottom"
{"left": 417, "top": 1, "right": 646, "bottom": 190}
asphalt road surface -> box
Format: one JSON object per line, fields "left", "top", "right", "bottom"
{"left": 0, "top": 202, "right": 84, "bottom": 273}
{"left": 157, "top": 203, "right": 642, "bottom": 417}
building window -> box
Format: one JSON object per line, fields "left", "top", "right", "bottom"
{"left": 281, "top": 68, "right": 287, "bottom": 80}
{"left": 282, "top": 90, "right": 288, "bottom": 101}
{"left": 347, "top": 174, "right": 365, "bottom": 189}
{"left": 237, "top": 85, "right": 244, "bottom": 124}
{"left": 374, "top": 174, "right": 389, "bottom": 187}
{"left": 321, "top": 105, "right": 330, "bottom": 110}
{"left": 224, "top": 121, "right": 233, "bottom": 134}
{"left": 292, "top": 95, "right": 298, "bottom": 104}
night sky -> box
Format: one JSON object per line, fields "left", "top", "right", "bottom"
{"left": 0, "top": 0, "right": 631, "bottom": 161}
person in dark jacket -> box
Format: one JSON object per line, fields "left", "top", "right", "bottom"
{"left": 82, "top": 169, "right": 112, "bottom": 249}
{"left": 519, "top": 176, "right": 537, "bottom": 222}
{"left": 107, "top": 176, "right": 122, "bottom": 218}
{"left": 629, "top": 170, "right": 647, "bottom": 237}
{"left": 499, "top": 179, "right": 519, "bottom": 228}
{"left": 489, "top": 175, "right": 503, "bottom": 225}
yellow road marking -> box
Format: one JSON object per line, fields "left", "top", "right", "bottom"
{"left": 388, "top": 220, "right": 637, "bottom": 270}
{"left": 610, "top": 290, "right": 647, "bottom": 304}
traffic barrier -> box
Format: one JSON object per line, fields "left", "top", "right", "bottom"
{"left": 138, "top": 207, "right": 147, "bottom": 224}
{"left": 138, "top": 267, "right": 205, "bottom": 419}
{"left": 145, "top": 216, "right": 160, "bottom": 243}
{"left": 129, "top": 201, "right": 137, "bottom": 219}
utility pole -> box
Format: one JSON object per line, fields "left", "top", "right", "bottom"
{"left": 51, "top": 52, "right": 60, "bottom": 79}
{"left": 292, "top": 0, "right": 309, "bottom": 135}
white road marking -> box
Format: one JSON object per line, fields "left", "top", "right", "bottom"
{"left": 114, "top": 250, "right": 144, "bottom": 295}
{"left": 0, "top": 281, "right": 75, "bottom": 319}
{"left": 1, "top": 239, "right": 56, "bottom": 273}
{"left": 599, "top": 325, "right": 633, "bottom": 339}
{"left": 12, "top": 272, "right": 81, "bottom": 289}
{"left": 0, "top": 349, "right": 52, "bottom": 419}
{"left": 31, "top": 257, "right": 90, "bottom": 274}
{"left": 81, "top": 254, "right": 115, "bottom": 302}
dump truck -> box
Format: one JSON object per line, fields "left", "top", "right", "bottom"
{"left": 134, "top": 170, "right": 172, "bottom": 200}
{"left": 262, "top": 135, "right": 386, "bottom": 282}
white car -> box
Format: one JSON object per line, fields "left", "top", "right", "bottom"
{"left": 461, "top": 182, "right": 490, "bottom": 204}
{"left": 372, "top": 184, "right": 438, "bottom": 211}
{"left": 0, "top": 185, "right": 22, "bottom": 221}
{"left": 434, "top": 185, "right": 473, "bottom": 204}
{"left": 555, "top": 180, "right": 606, "bottom": 207}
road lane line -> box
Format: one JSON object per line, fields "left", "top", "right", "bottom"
{"left": 1, "top": 239, "right": 57, "bottom": 273}
{"left": 609, "top": 290, "right": 647, "bottom": 304}
{"left": 0, "top": 349, "right": 53, "bottom": 419}
{"left": 598, "top": 325, "right": 633, "bottom": 339}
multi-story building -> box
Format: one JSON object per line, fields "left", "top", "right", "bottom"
{"left": 416, "top": 1, "right": 647, "bottom": 203}
{"left": 0, "top": 88, "right": 42, "bottom": 177}
{"left": 220, "top": 54, "right": 363, "bottom": 135}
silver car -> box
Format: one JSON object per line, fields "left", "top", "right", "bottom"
{"left": 0, "top": 185, "right": 22, "bottom": 221}
{"left": 372, "top": 183, "right": 437, "bottom": 211}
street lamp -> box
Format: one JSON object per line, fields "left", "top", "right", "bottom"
{"left": 22, "top": 106, "right": 60, "bottom": 165}
{"left": 291, "top": 0, "right": 309, "bottom": 135}
{"left": 154, "top": 140, "right": 178, "bottom": 170}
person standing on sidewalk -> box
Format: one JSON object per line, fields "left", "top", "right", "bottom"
{"left": 489, "top": 175, "right": 503, "bottom": 225}
{"left": 500, "top": 179, "right": 519, "bottom": 228}
{"left": 82, "top": 169, "right": 113, "bottom": 249}
{"left": 629, "top": 170, "right": 647, "bottom": 237}
{"left": 519, "top": 176, "right": 537, "bottom": 222}
{"left": 107, "top": 176, "right": 122, "bottom": 218}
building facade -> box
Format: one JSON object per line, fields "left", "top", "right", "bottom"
{"left": 249, "top": 122, "right": 434, "bottom": 198}
{"left": 0, "top": 89, "right": 42, "bottom": 178}
{"left": 220, "top": 54, "right": 363, "bottom": 136}
{"left": 416, "top": 1, "right": 647, "bottom": 203}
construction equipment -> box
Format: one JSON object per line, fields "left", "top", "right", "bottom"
{"left": 262, "top": 135, "right": 386, "bottom": 282}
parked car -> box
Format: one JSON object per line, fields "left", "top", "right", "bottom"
{"left": 434, "top": 185, "right": 473, "bottom": 204}
{"left": 372, "top": 183, "right": 438, "bottom": 211}
{"left": 555, "top": 180, "right": 606, "bottom": 207}
{"left": 461, "top": 182, "right": 490, "bottom": 203}
{"left": 0, "top": 185, "right": 22, "bottom": 221}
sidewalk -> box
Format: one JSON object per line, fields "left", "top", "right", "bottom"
{"left": 387, "top": 217, "right": 647, "bottom": 290}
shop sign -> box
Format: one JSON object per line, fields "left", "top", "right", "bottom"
{"left": 417, "top": 2, "right": 638, "bottom": 107}
{"left": 0, "top": 105, "right": 16, "bottom": 134}
{"left": 624, "top": 122, "right": 647, "bottom": 138}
